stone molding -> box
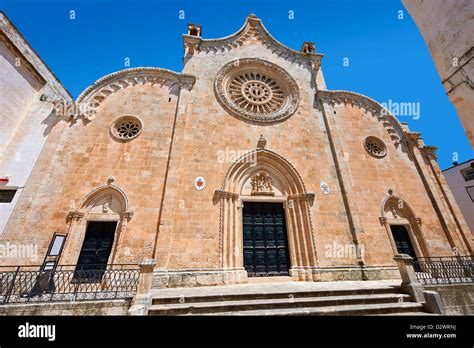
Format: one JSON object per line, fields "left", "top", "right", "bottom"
{"left": 79, "top": 182, "right": 131, "bottom": 212}
{"left": 220, "top": 148, "right": 308, "bottom": 193}
{"left": 75, "top": 67, "right": 196, "bottom": 120}
{"left": 183, "top": 14, "right": 323, "bottom": 68}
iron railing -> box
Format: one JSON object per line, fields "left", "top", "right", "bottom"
{"left": 413, "top": 256, "right": 473, "bottom": 285}
{"left": 0, "top": 264, "right": 139, "bottom": 305}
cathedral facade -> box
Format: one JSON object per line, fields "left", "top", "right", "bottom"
{"left": 1, "top": 14, "right": 472, "bottom": 289}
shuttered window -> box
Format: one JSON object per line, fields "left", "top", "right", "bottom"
{"left": 0, "top": 189, "right": 17, "bottom": 203}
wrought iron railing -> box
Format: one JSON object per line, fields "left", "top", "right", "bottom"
{"left": 413, "top": 256, "right": 473, "bottom": 285}
{"left": 0, "top": 264, "right": 139, "bottom": 305}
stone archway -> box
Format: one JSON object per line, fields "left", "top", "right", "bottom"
{"left": 214, "top": 148, "right": 317, "bottom": 283}
{"left": 63, "top": 181, "right": 133, "bottom": 265}
{"left": 379, "top": 193, "right": 429, "bottom": 258}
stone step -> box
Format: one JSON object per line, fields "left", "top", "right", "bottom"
{"left": 202, "top": 302, "right": 426, "bottom": 316}
{"left": 247, "top": 276, "right": 293, "bottom": 283}
{"left": 148, "top": 293, "right": 412, "bottom": 315}
{"left": 377, "top": 312, "right": 440, "bottom": 316}
{"left": 152, "top": 286, "right": 402, "bottom": 305}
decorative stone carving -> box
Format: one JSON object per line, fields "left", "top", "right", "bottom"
{"left": 403, "top": 131, "right": 425, "bottom": 148}
{"left": 390, "top": 204, "right": 399, "bottom": 218}
{"left": 76, "top": 68, "right": 196, "bottom": 120}
{"left": 320, "top": 181, "right": 330, "bottom": 195}
{"left": 215, "top": 58, "right": 299, "bottom": 123}
{"left": 364, "top": 136, "right": 387, "bottom": 158}
{"left": 121, "top": 211, "right": 134, "bottom": 222}
{"left": 213, "top": 190, "right": 239, "bottom": 205}
{"left": 194, "top": 176, "right": 206, "bottom": 191}
{"left": 102, "top": 195, "right": 112, "bottom": 213}
{"left": 256, "top": 134, "right": 267, "bottom": 149}
{"left": 111, "top": 116, "right": 143, "bottom": 141}
{"left": 250, "top": 171, "right": 274, "bottom": 195}
{"left": 66, "top": 211, "right": 84, "bottom": 222}
{"left": 183, "top": 15, "right": 322, "bottom": 68}
{"left": 288, "top": 193, "right": 316, "bottom": 205}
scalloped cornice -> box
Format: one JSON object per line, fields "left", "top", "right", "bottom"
{"left": 183, "top": 15, "right": 323, "bottom": 68}
{"left": 75, "top": 67, "right": 196, "bottom": 120}
{"left": 317, "top": 90, "right": 407, "bottom": 148}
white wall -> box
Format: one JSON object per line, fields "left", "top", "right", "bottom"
{"left": 443, "top": 161, "right": 474, "bottom": 234}
{"left": 0, "top": 41, "right": 57, "bottom": 234}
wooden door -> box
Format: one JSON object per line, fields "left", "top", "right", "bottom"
{"left": 243, "top": 202, "right": 290, "bottom": 276}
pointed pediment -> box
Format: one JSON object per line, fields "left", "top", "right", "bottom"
{"left": 183, "top": 14, "right": 323, "bottom": 67}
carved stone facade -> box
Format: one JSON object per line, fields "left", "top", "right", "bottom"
{"left": 0, "top": 14, "right": 472, "bottom": 288}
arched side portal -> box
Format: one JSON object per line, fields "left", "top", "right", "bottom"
{"left": 63, "top": 182, "right": 134, "bottom": 266}
{"left": 214, "top": 149, "right": 317, "bottom": 282}
{"left": 379, "top": 193, "right": 430, "bottom": 259}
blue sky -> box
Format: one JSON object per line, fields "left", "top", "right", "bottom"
{"left": 1, "top": 0, "right": 472, "bottom": 169}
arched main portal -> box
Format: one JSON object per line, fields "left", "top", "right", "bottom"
{"left": 214, "top": 148, "right": 317, "bottom": 282}
{"left": 380, "top": 193, "right": 429, "bottom": 259}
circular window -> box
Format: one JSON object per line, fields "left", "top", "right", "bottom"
{"left": 364, "top": 136, "right": 387, "bottom": 158}
{"left": 111, "top": 116, "right": 143, "bottom": 141}
{"left": 215, "top": 58, "right": 299, "bottom": 123}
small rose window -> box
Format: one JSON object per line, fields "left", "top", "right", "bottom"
{"left": 111, "top": 116, "right": 142, "bottom": 141}
{"left": 364, "top": 136, "right": 387, "bottom": 158}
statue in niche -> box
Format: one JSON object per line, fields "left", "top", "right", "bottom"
{"left": 102, "top": 195, "right": 112, "bottom": 213}
{"left": 390, "top": 205, "right": 398, "bottom": 218}
{"left": 251, "top": 171, "right": 274, "bottom": 195}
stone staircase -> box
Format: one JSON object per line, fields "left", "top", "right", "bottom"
{"left": 148, "top": 280, "right": 437, "bottom": 316}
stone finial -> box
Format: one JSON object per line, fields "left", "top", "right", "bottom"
{"left": 257, "top": 134, "right": 266, "bottom": 149}
{"left": 300, "top": 42, "right": 316, "bottom": 54}
{"left": 187, "top": 23, "right": 202, "bottom": 37}
{"left": 388, "top": 188, "right": 393, "bottom": 196}
{"left": 107, "top": 176, "right": 115, "bottom": 184}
